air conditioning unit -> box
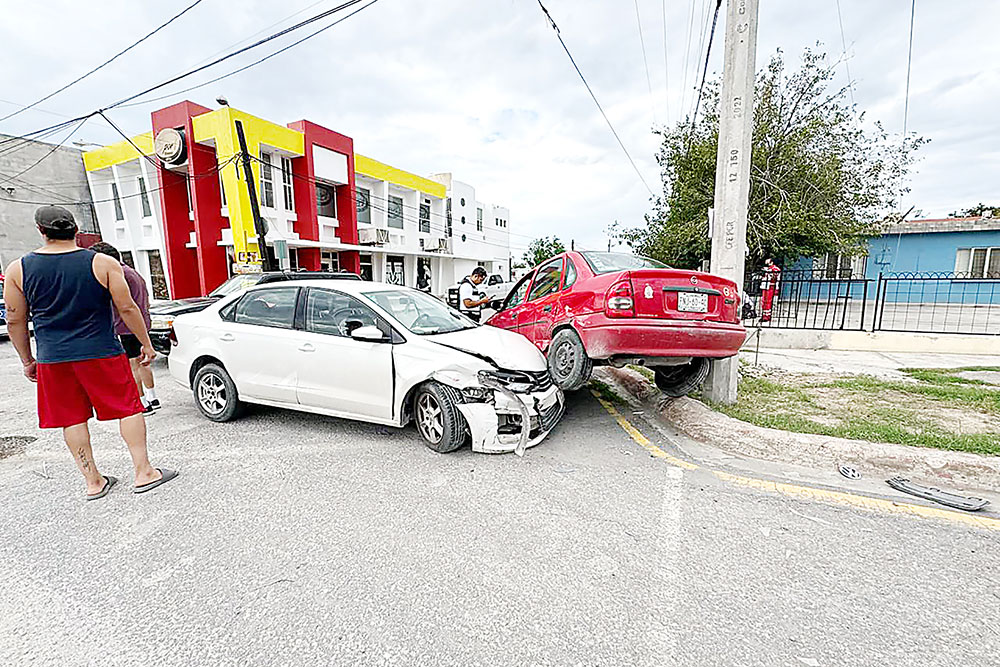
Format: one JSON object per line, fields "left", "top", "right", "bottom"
{"left": 425, "top": 237, "right": 451, "bottom": 253}
{"left": 359, "top": 227, "right": 390, "bottom": 246}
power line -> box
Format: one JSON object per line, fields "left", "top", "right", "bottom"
{"left": 689, "top": 0, "right": 722, "bottom": 132}
{"left": 678, "top": 0, "right": 700, "bottom": 116}
{"left": 535, "top": 1, "right": 655, "bottom": 197}
{"left": 0, "top": 0, "right": 205, "bottom": 124}
{"left": 0, "top": 120, "right": 88, "bottom": 184}
{"left": 633, "top": 0, "right": 658, "bottom": 125}
{"left": 662, "top": 0, "right": 672, "bottom": 125}
{"left": 120, "top": 0, "right": 381, "bottom": 109}
{"left": 903, "top": 0, "right": 916, "bottom": 136}
{"left": 834, "top": 0, "right": 856, "bottom": 109}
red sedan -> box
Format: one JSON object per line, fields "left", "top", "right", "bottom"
{"left": 486, "top": 251, "right": 746, "bottom": 395}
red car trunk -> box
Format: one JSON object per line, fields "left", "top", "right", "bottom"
{"left": 627, "top": 269, "right": 740, "bottom": 324}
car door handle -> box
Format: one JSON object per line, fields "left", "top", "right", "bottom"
{"left": 543, "top": 305, "right": 553, "bottom": 312}
{"left": 219, "top": 333, "right": 235, "bottom": 342}
{"left": 299, "top": 343, "right": 315, "bottom": 352}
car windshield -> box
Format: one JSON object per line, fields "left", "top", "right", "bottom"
{"left": 581, "top": 251, "right": 668, "bottom": 274}
{"left": 210, "top": 274, "right": 262, "bottom": 297}
{"left": 365, "top": 289, "right": 477, "bottom": 335}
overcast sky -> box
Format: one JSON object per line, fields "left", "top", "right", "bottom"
{"left": 2, "top": 0, "right": 998, "bottom": 255}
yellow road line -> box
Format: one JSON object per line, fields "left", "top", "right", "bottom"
{"left": 591, "top": 390, "right": 1000, "bottom": 532}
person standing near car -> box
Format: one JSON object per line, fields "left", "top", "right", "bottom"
{"left": 2, "top": 206, "right": 177, "bottom": 500}
{"left": 458, "top": 266, "right": 490, "bottom": 322}
{"left": 90, "top": 242, "right": 159, "bottom": 414}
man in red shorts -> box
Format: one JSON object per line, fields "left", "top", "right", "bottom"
{"left": 2, "top": 205, "right": 178, "bottom": 500}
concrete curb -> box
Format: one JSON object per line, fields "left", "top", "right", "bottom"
{"left": 599, "top": 366, "right": 1000, "bottom": 492}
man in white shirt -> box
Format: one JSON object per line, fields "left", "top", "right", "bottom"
{"left": 458, "top": 267, "right": 490, "bottom": 322}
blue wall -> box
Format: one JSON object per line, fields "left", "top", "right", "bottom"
{"left": 866, "top": 229, "right": 1000, "bottom": 276}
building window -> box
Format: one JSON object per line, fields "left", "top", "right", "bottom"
{"left": 259, "top": 151, "right": 275, "bottom": 209}
{"left": 419, "top": 201, "right": 430, "bottom": 233}
{"left": 120, "top": 250, "right": 134, "bottom": 268}
{"left": 956, "top": 247, "right": 1000, "bottom": 278}
{"left": 111, "top": 183, "right": 124, "bottom": 221}
{"left": 461, "top": 234, "right": 467, "bottom": 242}
{"left": 477, "top": 207, "right": 483, "bottom": 232}
{"left": 137, "top": 177, "right": 152, "bottom": 217}
{"left": 219, "top": 170, "right": 227, "bottom": 207}
{"left": 460, "top": 197, "right": 466, "bottom": 207}
{"left": 186, "top": 178, "right": 193, "bottom": 212}
{"left": 321, "top": 250, "right": 340, "bottom": 272}
{"left": 281, "top": 156, "right": 294, "bottom": 211}
{"left": 359, "top": 253, "right": 373, "bottom": 281}
{"left": 815, "top": 252, "right": 864, "bottom": 279}
{"left": 316, "top": 183, "right": 336, "bottom": 217}
{"left": 446, "top": 199, "right": 453, "bottom": 237}
{"left": 388, "top": 194, "right": 404, "bottom": 229}
{"left": 386, "top": 255, "right": 405, "bottom": 285}
{"left": 357, "top": 187, "right": 371, "bottom": 224}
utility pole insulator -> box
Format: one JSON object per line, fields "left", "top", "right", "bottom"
{"left": 704, "top": 0, "right": 759, "bottom": 405}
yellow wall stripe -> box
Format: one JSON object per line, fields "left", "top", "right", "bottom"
{"left": 355, "top": 154, "right": 446, "bottom": 198}
{"left": 82, "top": 132, "right": 155, "bottom": 171}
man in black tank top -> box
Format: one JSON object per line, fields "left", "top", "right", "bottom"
{"left": 2, "top": 206, "right": 178, "bottom": 500}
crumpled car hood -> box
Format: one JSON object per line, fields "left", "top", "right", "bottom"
{"left": 426, "top": 326, "right": 547, "bottom": 372}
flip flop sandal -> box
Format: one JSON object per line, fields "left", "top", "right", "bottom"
{"left": 133, "top": 468, "right": 179, "bottom": 494}
{"left": 86, "top": 475, "right": 118, "bottom": 501}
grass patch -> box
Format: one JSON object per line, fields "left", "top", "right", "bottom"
{"left": 628, "top": 364, "right": 656, "bottom": 382}
{"left": 589, "top": 379, "right": 627, "bottom": 406}
{"left": 704, "top": 368, "right": 1000, "bottom": 455}
{"left": 901, "top": 366, "right": 1000, "bottom": 388}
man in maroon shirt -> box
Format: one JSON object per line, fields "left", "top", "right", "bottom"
{"left": 90, "top": 243, "right": 160, "bottom": 414}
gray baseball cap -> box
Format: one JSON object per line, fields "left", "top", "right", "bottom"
{"left": 34, "top": 205, "right": 77, "bottom": 231}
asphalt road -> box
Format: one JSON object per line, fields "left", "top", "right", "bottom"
{"left": 0, "top": 343, "right": 998, "bottom": 666}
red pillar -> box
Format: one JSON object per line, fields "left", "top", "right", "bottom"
{"left": 188, "top": 140, "right": 228, "bottom": 294}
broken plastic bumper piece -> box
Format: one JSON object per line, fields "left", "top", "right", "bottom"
{"left": 886, "top": 477, "right": 990, "bottom": 512}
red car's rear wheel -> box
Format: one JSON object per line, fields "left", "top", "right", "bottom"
{"left": 653, "top": 358, "right": 711, "bottom": 397}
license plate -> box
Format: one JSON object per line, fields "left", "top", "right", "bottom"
{"left": 677, "top": 292, "right": 709, "bottom": 313}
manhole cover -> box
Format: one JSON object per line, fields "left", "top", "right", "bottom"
{"left": 0, "top": 435, "right": 37, "bottom": 459}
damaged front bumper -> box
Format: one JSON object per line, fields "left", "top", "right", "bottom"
{"left": 434, "top": 369, "right": 566, "bottom": 455}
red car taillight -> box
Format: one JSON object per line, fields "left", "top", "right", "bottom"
{"left": 605, "top": 279, "right": 635, "bottom": 318}
{"left": 168, "top": 327, "right": 178, "bottom": 345}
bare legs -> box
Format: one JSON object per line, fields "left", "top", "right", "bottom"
{"left": 63, "top": 414, "right": 161, "bottom": 494}
{"left": 129, "top": 358, "right": 157, "bottom": 406}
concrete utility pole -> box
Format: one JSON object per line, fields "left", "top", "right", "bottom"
{"left": 704, "top": 0, "right": 759, "bottom": 405}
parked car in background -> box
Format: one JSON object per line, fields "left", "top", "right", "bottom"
{"left": 486, "top": 251, "right": 747, "bottom": 396}
{"left": 149, "top": 271, "right": 360, "bottom": 354}
{"left": 169, "top": 281, "right": 564, "bottom": 454}
{"left": 445, "top": 272, "right": 509, "bottom": 310}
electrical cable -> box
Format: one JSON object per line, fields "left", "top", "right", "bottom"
{"left": 0, "top": 0, "right": 205, "bottom": 124}
{"left": 834, "top": 0, "right": 856, "bottom": 109}
{"left": 678, "top": 0, "right": 700, "bottom": 116}
{"left": 662, "top": 0, "right": 672, "bottom": 125}
{"left": 0, "top": 119, "right": 88, "bottom": 185}
{"left": 535, "top": 1, "right": 655, "bottom": 197}
{"left": 119, "top": 0, "right": 381, "bottom": 109}
{"left": 689, "top": 0, "right": 722, "bottom": 133}
{"left": 633, "top": 0, "right": 658, "bottom": 124}
{"left": 903, "top": 0, "right": 916, "bottom": 136}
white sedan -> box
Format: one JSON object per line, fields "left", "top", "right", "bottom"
{"left": 168, "top": 280, "right": 564, "bottom": 454}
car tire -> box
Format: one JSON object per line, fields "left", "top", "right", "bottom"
{"left": 547, "top": 328, "right": 593, "bottom": 392}
{"left": 193, "top": 363, "right": 242, "bottom": 422}
{"left": 654, "top": 358, "right": 711, "bottom": 397}
{"left": 414, "top": 382, "right": 467, "bottom": 453}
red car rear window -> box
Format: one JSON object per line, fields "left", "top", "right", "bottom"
{"left": 581, "top": 252, "right": 668, "bottom": 274}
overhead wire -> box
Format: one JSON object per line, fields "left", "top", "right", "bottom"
{"left": 834, "top": 0, "right": 856, "bottom": 109}
{"left": 678, "top": 0, "right": 700, "bottom": 117}
{"left": 689, "top": 0, "right": 723, "bottom": 133}
{"left": 0, "top": 119, "right": 88, "bottom": 184}
{"left": 661, "top": 0, "right": 672, "bottom": 125}
{"left": 534, "top": 1, "right": 655, "bottom": 197}
{"left": 0, "top": 0, "right": 206, "bottom": 124}
{"left": 633, "top": 0, "right": 658, "bottom": 125}
{"left": 903, "top": 0, "right": 916, "bottom": 137}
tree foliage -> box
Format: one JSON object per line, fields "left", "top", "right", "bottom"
{"left": 948, "top": 203, "right": 1000, "bottom": 218}
{"left": 614, "top": 48, "right": 926, "bottom": 270}
{"left": 523, "top": 236, "right": 566, "bottom": 267}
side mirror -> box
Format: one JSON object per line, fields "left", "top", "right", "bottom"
{"left": 350, "top": 325, "right": 386, "bottom": 342}
{"left": 489, "top": 298, "right": 505, "bottom": 311}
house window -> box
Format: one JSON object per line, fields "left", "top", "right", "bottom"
{"left": 419, "top": 201, "right": 430, "bottom": 233}
{"left": 815, "top": 252, "right": 864, "bottom": 279}
{"left": 388, "top": 194, "right": 404, "bottom": 229}
{"left": 357, "top": 187, "right": 371, "bottom": 224}
{"left": 446, "top": 199, "right": 452, "bottom": 237}
{"left": 316, "top": 183, "right": 336, "bottom": 217}
{"left": 477, "top": 207, "right": 483, "bottom": 231}
{"left": 137, "top": 177, "right": 152, "bottom": 217}
{"left": 259, "top": 151, "right": 275, "bottom": 208}
{"left": 956, "top": 247, "right": 1000, "bottom": 278}
{"left": 111, "top": 183, "right": 124, "bottom": 221}
{"left": 281, "top": 157, "right": 294, "bottom": 211}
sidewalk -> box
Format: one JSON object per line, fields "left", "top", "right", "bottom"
{"left": 740, "top": 347, "right": 1000, "bottom": 380}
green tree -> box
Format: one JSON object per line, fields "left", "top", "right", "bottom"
{"left": 614, "top": 48, "right": 926, "bottom": 270}
{"left": 523, "top": 236, "right": 566, "bottom": 267}
{"left": 948, "top": 204, "right": 1000, "bottom": 217}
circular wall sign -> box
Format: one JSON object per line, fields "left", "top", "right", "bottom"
{"left": 154, "top": 128, "right": 186, "bottom": 165}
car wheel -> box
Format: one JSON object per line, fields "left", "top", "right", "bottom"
{"left": 547, "top": 328, "right": 593, "bottom": 391}
{"left": 414, "top": 382, "right": 467, "bottom": 453}
{"left": 654, "top": 358, "right": 711, "bottom": 397}
{"left": 193, "top": 363, "right": 242, "bottom": 422}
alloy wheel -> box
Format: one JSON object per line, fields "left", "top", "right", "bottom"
{"left": 553, "top": 340, "right": 575, "bottom": 379}
{"left": 416, "top": 393, "right": 444, "bottom": 443}
{"left": 197, "top": 372, "right": 228, "bottom": 416}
